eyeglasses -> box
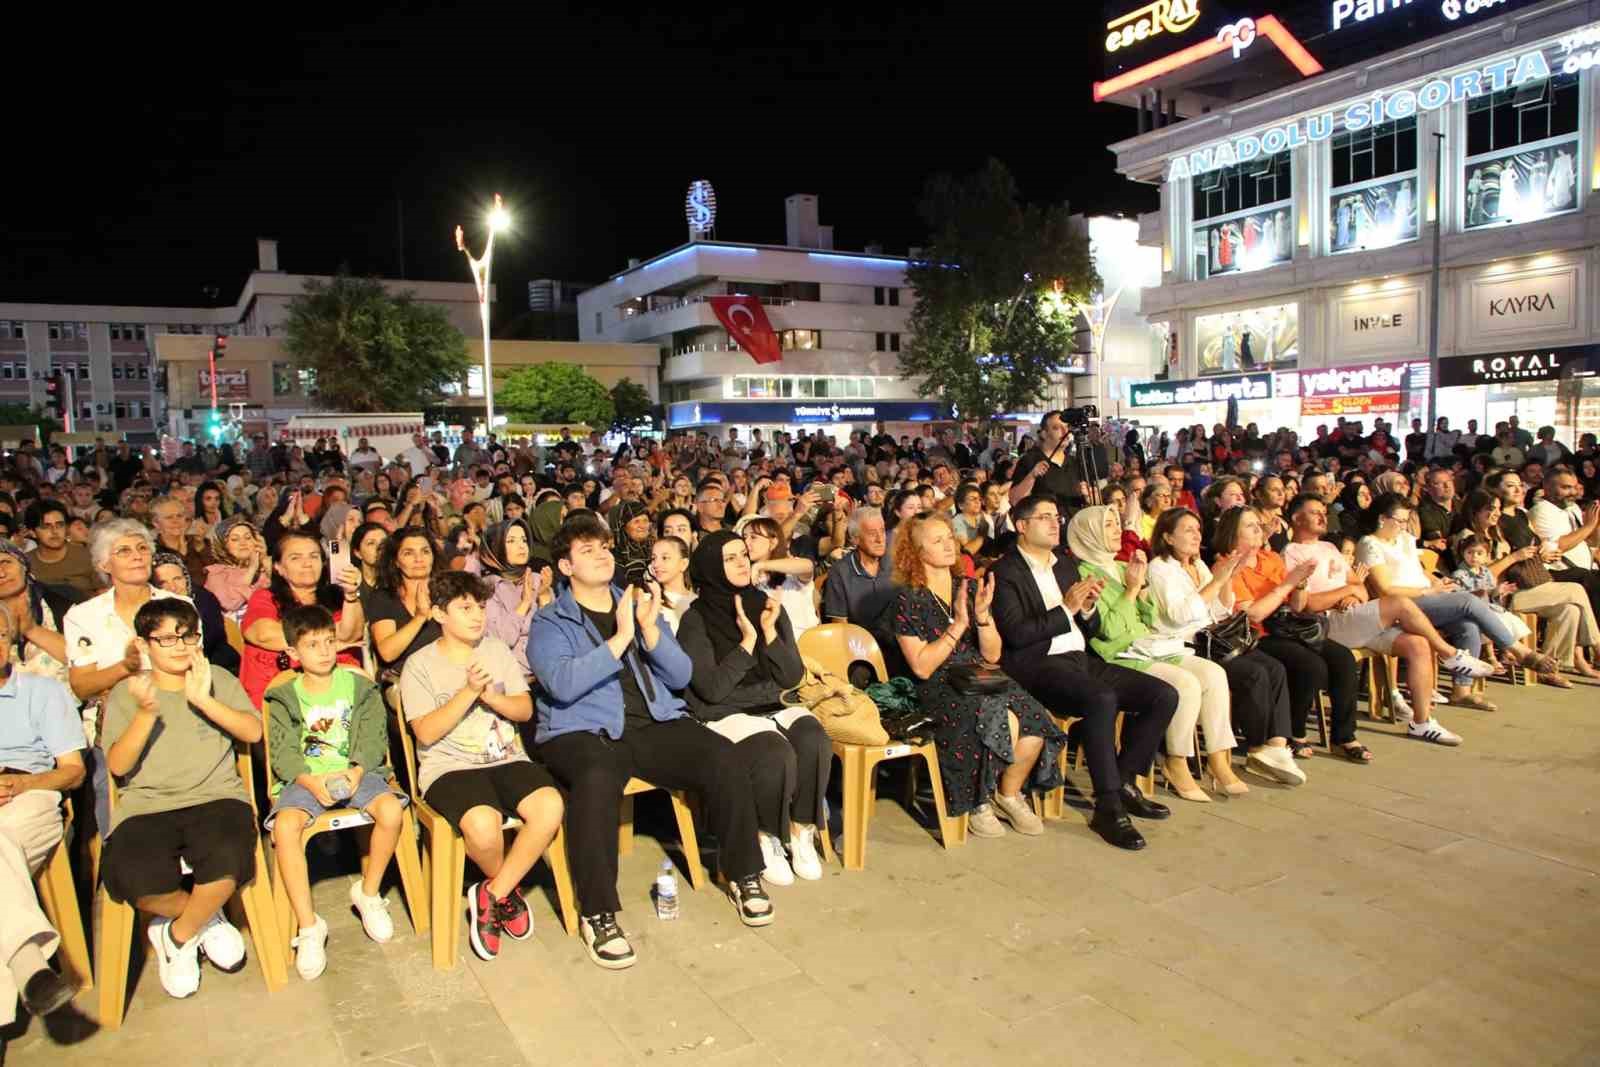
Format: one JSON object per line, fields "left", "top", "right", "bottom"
{"left": 112, "top": 544, "right": 153, "bottom": 559}
{"left": 146, "top": 631, "right": 202, "bottom": 648}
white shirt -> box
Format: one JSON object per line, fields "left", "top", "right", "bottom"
{"left": 1145, "top": 556, "right": 1232, "bottom": 642}
{"left": 1283, "top": 539, "right": 1349, "bottom": 596}
{"left": 1356, "top": 533, "right": 1431, "bottom": 588}
{"left": 1020, "top": 549, "right": 1085, "bottom": 656}
{"left": 397, "top": 446, "right": 434, "bottom": 478}
{"left": 771, "top": 576, "right": 819, "bottom": 639}
{"left": 1530, "top": 499, "right": 1595, "bottom": 572}
{"left": 64, "top": 587, "right": 201, "bottom": 674}
{"left": 349, "top": 447, "right": 383, "bottom": 470}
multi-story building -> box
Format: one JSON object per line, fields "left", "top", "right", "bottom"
{"left": 1101, "top": 0, "right": 1600, "bottom": 443}
{"left": 1, "top": 239, "right": 485, "bottom": 441}
{"left": 579, "top": 194, "right": 949, "bottom": 439}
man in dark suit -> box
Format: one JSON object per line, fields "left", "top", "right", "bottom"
{"left": 991, "top": 493, "right": 1178, "bottom": 851}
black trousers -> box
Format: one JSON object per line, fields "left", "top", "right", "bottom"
{"left": 538, "top": 717, "right": 762, "bottom": 915}
{"left": 1257, "top": 636, "right": 1359, "bottom": 746}
{"left": 721, "top": 713, "right": 830, "bottom": 841}
{"left": 1006, "top": 651, "right": 1178, "bottom": 805}
{"left": 1219, "top": 650, "right": 1292, "bottom": 747}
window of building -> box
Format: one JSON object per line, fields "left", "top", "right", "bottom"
{"left": 1464, "top": 72, "right": 1581, "bottom": 230}
{"left": 78, "top": 362, "right": 89, "bottom": 379}
{"left": 114, "top": 402, "right": 127, "bottom": 419}
{"left": 1329, "top": 117, "right": 1419, "bottom": 254}
{"left": 112, "top": 364, "right": 123, "bottom": 380}
{"left": 876, "top": 332, "right": 902, "bottom": 352}
{"left": 0, "top": 365, "right": 10, "bottom": 380}
{"left": 874, "top": 287, "right": 900, "bottom": 307}
{"left": 0, "top": 321, "right": 20, "bottom": 340}
{"left": 780, "top": 329, "right": 820, "bottom": 350}
{"left": 79, "top": 402, "right": 93, "bottom": 420}
{"left": 48, "top": 322, "right": 63, "bottom": 340}
{"left": 1191, "top": 151, "right": 1293, "bottom": 280}
{"left": 10, "top": 362, "right": 25, "bottom": 379}
{"left": 137, "top": 362, "right": 150, "bottom": 379}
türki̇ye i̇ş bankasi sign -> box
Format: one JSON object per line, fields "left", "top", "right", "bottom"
{"left": 1167, "top": 29, "right": 1600, "bottom": 183}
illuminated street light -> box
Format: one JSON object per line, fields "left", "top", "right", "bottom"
{"left": 455, "top": 193, "right": 507, "bottom": 437}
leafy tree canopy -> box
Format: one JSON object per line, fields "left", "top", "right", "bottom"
{"left": 283, "top": 274, "right": 471, "bottom": 412}
{"left": 609, "top": 377, "right": 654, "bottom": 433}
{"left": 900, "top": 158, "right": 1097, "bottom": 423}
{"left": 498, "top": 362, "right": 614, "bottom": 427}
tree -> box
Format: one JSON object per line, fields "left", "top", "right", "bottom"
{"left": 899, "top": 158, "right": 1097, "bottom": 424}
{"left": 282, "top": 274, "right": 471, "bottom": 412}
{"left": 609, "top": 377, "right": 653, "bottom": 432}
{"left": 498, "top": 363, "right": 614, "bottom": 427}
{"left": 0, "top": 404, "right": 60, "bottom": 444}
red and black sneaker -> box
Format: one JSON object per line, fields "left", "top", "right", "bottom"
{"left": 467, "top": 881, "right": 502, "bottom": 961}
{"left": 497, "top": 887, "right": 532, "bottom": 941}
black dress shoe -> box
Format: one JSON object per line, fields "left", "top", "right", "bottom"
{"left": 21, "top": 968, "right": 76, "bottom": 1017}
{"left": 1121, "top": 783, "right": 1171, "bottom": 820}
{"left": 1089, "top": 807, "right": 1147, "bottom": 851}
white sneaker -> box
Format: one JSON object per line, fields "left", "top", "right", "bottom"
{"left": 1388, "top": 690, "right": 1415, "bottom": 722}
{"left": 291, "top": 915, "right": 329, "bottom": 981}
{"left": 1441, "top": 649, "right": 1495, "bottom": 678}
{"left": 967, "top": 803, "right": 1007, "bottom": 838}
{"left": 147, "top": 918, "right": 201, "bottom": 998}
{"left": 990, "top": 791, "right": 1045, "bottom": 835}
{"left": 789, "top": 826, "right": 823, "bottom": 881}
{"left": 349, "top": 882, "right": 394, "bottom": 943}
{"left": 759, "top": 832, "right": 794, "bottom": 886}
{"left": 1407, "top": 717, "right": 1462, "bottom": 746}
{"left": 1246, "top": 746, "right": 1307, "bottom": 786}
{"left": 196, "top": 910, "right": 246, "bottom": 972}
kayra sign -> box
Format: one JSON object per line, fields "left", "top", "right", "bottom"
{"left": 1170, "top": 45, "right": 1555, "bottom": 182}
{"left": 1105, "top": 0, "right": 1201, "bottom": 52}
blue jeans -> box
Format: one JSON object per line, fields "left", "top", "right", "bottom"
{"left": 1416, "top": 592, "right": 1518, "bottom": 680}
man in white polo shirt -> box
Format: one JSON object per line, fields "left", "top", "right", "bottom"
{"left": 1530, "top": 466, "right": 1600, "bottom": 619}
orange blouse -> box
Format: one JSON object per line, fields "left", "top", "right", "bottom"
{"left": 1231, "top": 550, "right": 1286, "bottom": 634}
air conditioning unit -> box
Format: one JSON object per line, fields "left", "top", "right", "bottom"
{"left": 98, "top": 422, "right": 114, "bottom": 432}
{"left": 95, "top": 403, "right": 109, "bottom": 414}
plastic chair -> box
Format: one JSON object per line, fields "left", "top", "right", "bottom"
{"left": 1349, "top": 646, "right": 1395, "bottom": 722}
{"left": 1418, "top": 548, "right": 1441, "bottom": 577}
{"left": 799, "top": 624, "right": 965, "bottom": 870}
{"left": 390, "top": 692, "right": 577, "bottom": 971}
{"left": 617, "top": 777, "right": 707, "bottom": 890}
{"left": 96, "top": 745, "right": 287, "bottom": 1030}
{"left": 260, "top": 671, "right": 429, "bottom": 967}
{"left": 224, "top": 618, "right": 245, "bottom": 658}
{"left": 32, "top": 800, "right": 93, "bottom": 991}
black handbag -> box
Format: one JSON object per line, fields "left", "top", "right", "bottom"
{"left": 946, "top": 664, "right": 1011, "bottom": 696}
{"left": 1262, "top": 605, "right": 1329, "bottom": 650}
{"left": 1188, "top": 611, "right": 1258, "bottom": 663}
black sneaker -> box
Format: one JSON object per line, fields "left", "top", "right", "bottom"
{"left": 730, "top": 875, "right": 774, "bottom": 927}
{"left": 467, "top": 881, "right": 502, "bottom": 961}
{"left": 579, "top": 912, "right": 636, "bottom": 970}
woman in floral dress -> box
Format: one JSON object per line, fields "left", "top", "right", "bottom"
{"left": 891, "top": 512, "right": 1065, "bottom": 837}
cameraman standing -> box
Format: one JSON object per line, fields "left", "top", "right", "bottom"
{"left": 1010, "top": 410, "right": 1095, "bottom": 514}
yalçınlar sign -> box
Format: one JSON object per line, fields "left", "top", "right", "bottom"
{"left": 1168, "top": 45, "right": 1556, "bottom": 182}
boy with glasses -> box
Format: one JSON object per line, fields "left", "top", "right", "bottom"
{"left": 100, "top": 599, "right": 262, "bottom": 999}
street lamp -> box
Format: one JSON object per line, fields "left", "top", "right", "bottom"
{"left": 455, "top": 194, "right": 509, "bottom": 437}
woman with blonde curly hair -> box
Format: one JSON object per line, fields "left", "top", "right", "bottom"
{"left": 889, "top": 512, "right": 1066, "bottom": 836}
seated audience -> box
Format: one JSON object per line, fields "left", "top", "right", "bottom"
{"left": 400, "top": 572, "right": 563, "bottom": 962}
{"left": 101, "top": 599, "right": 262, "bottom": 999}
{"left": 740, "top": 516, "right": 819, "bottom": 639}
{"left": 241, "top": 532, "right": 365, "bottom": 708}
{"left": 366, "top": 530, "right": 444, "bottom": 675}
{"left": 25, "top": 500, "right": 100, "bottom": 597}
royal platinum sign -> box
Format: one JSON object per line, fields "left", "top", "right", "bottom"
{"left": 1436, "top": 345, "right": 1595, "bottom": 386}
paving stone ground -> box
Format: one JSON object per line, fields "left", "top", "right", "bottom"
{"left": 7, "top": 679, "right": 1600, "bottom": 1066}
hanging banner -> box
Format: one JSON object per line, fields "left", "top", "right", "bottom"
{"left": 708, "top": 296, "right": 783, "bottom": 365}
{"left": 199, "top": 368, "right": 250, "bottom": 400}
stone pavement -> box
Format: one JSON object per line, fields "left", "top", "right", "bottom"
{"left": 6, "top": 680, "right": 1600, "bottom": 1066}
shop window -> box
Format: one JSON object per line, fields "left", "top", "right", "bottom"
{"left": 780, "top": 329, "right": 820, "bottom": 351}
{"left": 860, "top": 378, "right": 876, "bottom": 398}
{"left": 1191, "top": 151, "right": 1293, "bottom": 280}
{"left": 795, "top": 377, "right": 814, "bottom": 397}
{"left": 730, "top": 377, "right": 748, "bottom": 398}
{"left": 1464, "top": 72, "right": 1580, "bottom": 230}
{"left": 1195, "top": 303, "right": 1298, "bottom": 376}
{"left": 272, "top": 362, "right": 295, "bottom": 396}
{"left": 1329, "top": 118, "right": 1419, "bottom": 254}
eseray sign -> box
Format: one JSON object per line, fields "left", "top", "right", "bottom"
{"left": 1168, "top": 44, "right": 1558, "bottom": 182}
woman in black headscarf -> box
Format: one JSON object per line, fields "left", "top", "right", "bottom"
{"left": 526, "top": 498, "right": 564, "bottom": 570}
{"left": 611, "top": 499, "right": 654, "bottom": 586}
{"left": 675, "top": 530, "right": 830, "bottom": 886}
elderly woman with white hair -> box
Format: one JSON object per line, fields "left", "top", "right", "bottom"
{"left": 62, "top": 519, "right": 197, "bottom": 707}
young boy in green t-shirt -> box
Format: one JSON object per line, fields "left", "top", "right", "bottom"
{"left": 265, "top": 604, "right": 408, "bottom": 981}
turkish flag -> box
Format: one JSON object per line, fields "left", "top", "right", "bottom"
{"left": 708, "top": 296, "right": 782, "bottom": 365}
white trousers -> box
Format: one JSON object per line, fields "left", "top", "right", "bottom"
{"left": 0, "top": 789, "right": 64, "bottom": 1026}
{"left": 1146, "top": 657, "right": 1236, "bottom": 757}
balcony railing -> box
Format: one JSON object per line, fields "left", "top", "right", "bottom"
{"left": 618, "top": 294, "right": 796, "bottom": 321}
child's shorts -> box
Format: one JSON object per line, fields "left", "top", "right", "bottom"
{"left": 102, "top": 798, "right": 257, "bottom": 904}
{"left": 265, "top": 773, "right": 407, "bottom": 830}
{"left": 423, "top": 760, "right": 556, "bottom": 828}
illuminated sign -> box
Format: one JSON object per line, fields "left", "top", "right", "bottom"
{"left": 685, "top": 180, "right": 717, "bottom": 235}
{"left": 1302, "top": 392, "right": 1402, "bottom": 416}
{"left": 1297, "top": 361, "right": 1410, "bottom": 398}
{"left": 666, "top": 400, "right": 950, "bottom": 428}
{"left": 199, "top": 368, "right": 250, "bottom": 400}
{"left": 1129, "top": 371, "right": 1273, "bottom": 407}
{"left": 1105, "top": 0, "right": 1201, "bottom": 52}
{"left": 1436, "top": 344, "right": 1595, "bottom": 386}
{"left": 1169, "top": 47, "right": 1554, "bottom": 182}
{"left": 1332, "top": 0, "right": 1416, "bottom": 33}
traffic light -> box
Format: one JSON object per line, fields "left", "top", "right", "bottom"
{"left": 212, "top": 334, "right": 228, "bottom": 360}
{"left": 206, "top": 409, "right": 224, "bottom": 442}
{"left": 43, "top": 371, "right": 64, "bottom": 421}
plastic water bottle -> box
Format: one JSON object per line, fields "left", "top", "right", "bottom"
{"left": 326, "top": 774, "right": 353, "bottom": 802}
{"left": 655, "top": 860, "right": 680, "bottom": 921}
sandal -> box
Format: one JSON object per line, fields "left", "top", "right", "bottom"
{"left": 1289, "top": 738, "right": 1315, "bottom": 759}
{"left": 1449, "top": 691, "right": 1499, "bottom": 712}
{"left": 1521, "top": 650, "right": 1560, "bottom": 675}
{"left": 1336, "top": 742, "right": 1374, "bottom": 763}
{"left": 1538, "top": 672, "right": 1574, "bottom": 689}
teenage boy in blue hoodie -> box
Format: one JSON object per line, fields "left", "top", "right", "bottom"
{"left": 529, "top": 512, "right": 771, "bottom": 971}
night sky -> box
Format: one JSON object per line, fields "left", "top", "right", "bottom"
{"left": 4, "top": 7, "right": 1154, "bottom": 314}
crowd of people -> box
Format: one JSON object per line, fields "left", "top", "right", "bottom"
{"left": 4, "top": 410, "right": 1599, "bottom": 1035}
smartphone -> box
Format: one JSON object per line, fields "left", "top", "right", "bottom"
{"left": 329, "top": 539, "right": 352, "bottom": 576}
{"left": 813, "top": 484, "right": 835, "bottom": 504}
